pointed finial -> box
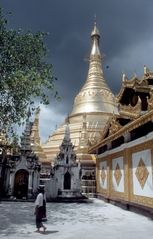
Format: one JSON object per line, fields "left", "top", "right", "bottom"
{"left": 144, "top": 65, "right": 149, "bottom": 75}
{"left": 122, "top": 73, "right": 126, "bottom": 82}
{"left": 94, "top": 14, "right": 97, "bottom": 25}
{"left": 64, "top": 122, "right": 70, "bottom": 141}
{"left": 91, "top": 16, "right": 100, "bottom": 39}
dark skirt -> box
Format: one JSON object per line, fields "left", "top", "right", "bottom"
{"left": 36, "top": 206, "right": 44, "bottom": 229}
{"left": 43, "top": 199, "right": 46, "bottom": 218}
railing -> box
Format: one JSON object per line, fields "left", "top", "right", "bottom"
{"left": 81, "top": 179, "right": 96, "bottom": 195}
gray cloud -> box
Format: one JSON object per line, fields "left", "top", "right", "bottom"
{"left": 1, "top": 0, "right": 153, "bottom": 140}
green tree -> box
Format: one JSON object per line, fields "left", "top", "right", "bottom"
{"left": 0, "top": 8, "right": 58, "bottom": 133}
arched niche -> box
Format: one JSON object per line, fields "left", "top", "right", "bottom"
{"left": 64, "top": 171, "right": 71, "bottom": 190}
{"left": 14, "top": 169, "right": 29, "bottom": 199}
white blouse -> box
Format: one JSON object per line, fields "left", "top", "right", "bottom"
{"left": 35, "top": 193, "right": 43, "bottom": 207}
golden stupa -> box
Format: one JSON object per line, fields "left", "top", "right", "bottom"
{"left": 42, "top": 22, "right": 119, "bottom": 163}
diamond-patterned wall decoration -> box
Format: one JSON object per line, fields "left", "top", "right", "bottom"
{"left": 100, "top": 166, "right": 106, "bottom": 184}
{"left": 135, "top": 158, "right": 149, "bottom": 189}
{"left": 114, "top": 163, "right": 122, "bottom": 186}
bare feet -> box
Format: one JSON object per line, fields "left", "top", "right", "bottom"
{"left": 43, "top": 226, "right": 47, "bottom": 232}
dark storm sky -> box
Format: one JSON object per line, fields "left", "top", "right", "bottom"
{"left": 1, "top": 0, "right": 153, "bottom": 142}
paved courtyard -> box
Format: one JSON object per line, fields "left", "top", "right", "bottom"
{"left": 0, "top": 199, "right": 153, "bottom": 239}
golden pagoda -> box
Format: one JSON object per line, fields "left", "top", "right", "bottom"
{"left": 42, "top": 21, "right": 119, "bottom": 163}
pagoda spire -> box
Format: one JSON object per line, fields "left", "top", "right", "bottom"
{"left": 30, "top": 107, "right": 41, "bottom": 145}
{"left": 90, "top": 19, "right": 101, "bottom": 56}
{"left": 83, "top": 21, "right": 108, "bottom": 90}
{"left": 71, "top": 21, "right": 118, "bottom": 115}
{"left": 20, "top": 115, "right": 32, "bottom": 151}
{"left": 63, "top": 122, "right": 70, "bottom": 142}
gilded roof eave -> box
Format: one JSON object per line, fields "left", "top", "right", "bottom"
{"left": 89, "top": 109, "right": 153, "bottom": 153}
{"left": 116, "top": 72, "right": 152, "bottom": 102}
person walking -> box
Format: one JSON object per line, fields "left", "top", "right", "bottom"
{"left": 34, "top": 186, "right": 47, "bottom": 233}
{"left": 42, "top": 190, "right": 47, "bottom": 221}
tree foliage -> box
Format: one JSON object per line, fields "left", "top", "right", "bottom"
{"left": 0, "top": 8, "right": 58, "bottom": 133}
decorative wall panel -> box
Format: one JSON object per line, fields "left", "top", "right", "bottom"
{"left": 132, "top": 149, "right": 153, "bottom": 198}
{"left": 99, "top": 161, "right": 107, "bottom": 189}
{"left": 112, "top": 157, "right": 124, "bottom": 192}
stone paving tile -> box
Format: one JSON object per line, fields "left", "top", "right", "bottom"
{"left": 0, "top": 199, "right": 153, "bottom": 239}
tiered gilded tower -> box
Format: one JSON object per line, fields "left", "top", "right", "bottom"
{"left": 42, "top": 22, "right": 119, "bottom": 163}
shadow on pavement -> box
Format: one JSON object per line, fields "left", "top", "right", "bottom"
{"left": 39, "top": 230, "right": 59, "bottom": 235}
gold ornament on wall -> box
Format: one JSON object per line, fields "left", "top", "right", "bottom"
{"left": 135, "top": 158, "right": 149, "bottom": 189}
{"left": 100, "top": 166, "right": 106, "bottom": 184}
{"left": 114, "top": 163, "right": 122, "bottom": 186}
